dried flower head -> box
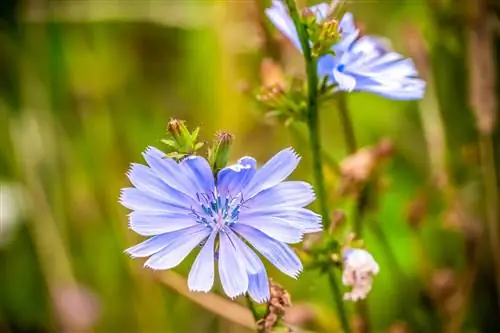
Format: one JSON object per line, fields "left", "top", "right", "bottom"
{"left": 342, "top": 248, "right": 379, "bottom": 301}
{"left": 257, "top": 280, "right": 292, "bottom": 333}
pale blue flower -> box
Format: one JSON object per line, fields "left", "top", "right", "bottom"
{"left": 266, "top": 0, "right": 425, "bottom": 100}
{"left": 342, "top": 248, "right": 379, "bottom": 301}
{"left": 120, "top": 147, "right": 321, "bottom": 302}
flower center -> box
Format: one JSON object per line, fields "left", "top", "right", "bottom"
{"left": 192, "top": 188, "right": 242, "bottom": 230}
{"left": 337, "top": 64, "right": 346, "bottom": 72}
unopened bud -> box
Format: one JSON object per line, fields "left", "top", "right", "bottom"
{"left": 167, "top": 118, "right": 184, "bottom": 141}
{"left": 210, "top": 131, "right": 233, "bottom": 172}
{"left": 300, "top": 8, "right": 314, "bottom": 20}
{"left": 165, "top": 118, "right": 192, "bottom": 152}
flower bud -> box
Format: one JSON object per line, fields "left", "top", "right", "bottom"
{"left": 166, "top": 118, "right": 188, "bottom": 147}
{"left": 209, "top": 131, "right": 234, "bottom": 172}
{"left": 162, "top": 119, "right": 204, "bottom": 160}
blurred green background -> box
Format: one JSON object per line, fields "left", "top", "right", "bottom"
{"left": 1, "top": 0, "right": 499, "bottom": 332}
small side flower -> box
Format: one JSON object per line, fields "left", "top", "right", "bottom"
{"left": 341, "top": 248, "right": 379, "bottom": 301}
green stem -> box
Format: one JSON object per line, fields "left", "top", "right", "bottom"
{"left": 337, "top": 92, "right": 357, "bottom": 154}
{"left": 283, "top": 1, "right": 350, "bottom": 333}
{"left": 337, "top": 87, "right": 372, "bottom": 333}
{"left": 479, "top": 133, "right": 500, "bottom": 312}
{"left": 283, "top": 0, "right": 329, "bottom": 228}
{"left": 245, "top": 294, "right": 259, "bottom": 324}
{"left": 328, "top": 269, "right": 351, "bottom": 332}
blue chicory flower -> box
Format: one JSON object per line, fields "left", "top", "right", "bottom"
{"left": 120, "top": 147, "right": 322, "bottom": 302}
{"left": 266, "top": 0, "right": 425, "bottom": 100}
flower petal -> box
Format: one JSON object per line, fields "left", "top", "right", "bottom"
{"left": 248, "top": 270, "right": 270, "bottom": 303}
{"left": 310, "top": 2, "right": 330, "bottom": 21}
{"left": 226, "top": 230, "right": 270, "bottom": 303}
{"left": 128, "top": 211, "right": 199, "bottom": 236}
{"left": 265, "top": 0, "right": 301, "bottom": 50}
{"left": 355, "top": 77, "right": 425, "bottom": 100}
{"left": 318, "top": 54, "right": 337, "bottom": 82}
{"left": 232, "top": 224, "right": 302, "bottom": 278}
{"left": 142, "top": 147, "right": 198, "bottom": 201}
{"left": 188, "top": 230, "right": 217, "bottom": 292}
{"left": 333, "top": 12, "right": 359, "bottom": 53}
{"left": 242, "top": 148, "right": 300, "bottom": 200}
{"left": 226, "top": 228, "right": 264, "bottom": 274}
{"left": 241, "top": 207, "right": 322, "bottom": 233}
{"left": 141, "top": 224, "right": 210, "bottom": 270}
{"left": 339, "top": 12, "right": 356, "bottom": 35}
{"left": 218, "top": 231, "right": 249, "bottom": 298}
{"left": 217, "top": 157, "right": 257, "bottom": 197}
{"left": 120, "top": 188, "right": 183, "bottom": 213}
{"left": 245, "top": 181, "right": 315, "bottom": 209}
{"left": 126, "top": 163, "right": 193, "bottom": 209}
{"left": 333, "top": 69, "right": 357, "bottom": 92}
{"left": 238, "top": 217, "right": 304, "bottom": 244}
{"left": 181, "top": 156, "right": 215, "bottom": 194}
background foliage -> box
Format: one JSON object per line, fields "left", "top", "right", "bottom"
{"left": 1, "top": 0, "right": 499, "bottom": 332}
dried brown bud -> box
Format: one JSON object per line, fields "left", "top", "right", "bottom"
{"left": 431, "top": 269, "right": 456, "bottom": 302}
{"left": 338, "top": 139, "right": 393, "bottom": 196}
{"left": 257, "top": 281, "right": 292, "bottom": 333}
{"left": 388, "top": 321, "right": 411, "bottom": 333}
{"left": 167, "top": 118, "right": 184, "bottom": 138}
{"left": 260, "top": 58, "right": 286, "bottom": 89}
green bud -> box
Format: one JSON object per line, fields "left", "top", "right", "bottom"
{"left": 209, "top": 131, "right": 233, "bottom": 173}
{"left": 161, "top": 119, "right": 204, "bottom": 160}
{"left": 166, "top": 118, "right": 190, "bottom": 149}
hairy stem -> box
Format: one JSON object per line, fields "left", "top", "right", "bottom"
{"left": 283, "top": 1, "right": 350, "bottom": 332}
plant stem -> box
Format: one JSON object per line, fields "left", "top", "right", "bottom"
{"left": 245, "top": 294, "right": 259, "bottom": 324}
{"left": 337, "top": 92, "right": 358, "bottom": 154}
{"left": 337, "top": 88, "right": 372, "bottom": 333}
{"left": 283, "top": 1, "right": 350, "bottom": 332}
{"left": 283, "top": 0, "right": 330, "bottom": 228}
{"left": 479, "top": 133, "right": 500, "bottom": 312}
{"left": 328, "top": 269, "right": 351, "bottom": 332}
{"left": 289, "top": 122, "right": 342, "bottom": 176}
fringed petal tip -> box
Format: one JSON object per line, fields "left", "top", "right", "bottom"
{"left": 285, "top": 146, "right": 301, "bottom": 162}
{"left": 118, "top": 188, "right": 130, "bottom": 207}
{"left": 291, "top": 268, "right": 303, "bottom": 279}
{"left": 142, "top": 146, "right": 170, "bottom": 162}
{"left": 124, "top": 247, "right": 139, "bottom": 259}
{"left": 252, "top": 295, "right": 270, "bottom": 304}
{"left": 188, "top": 286, "right": 212, "bottom": 293}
